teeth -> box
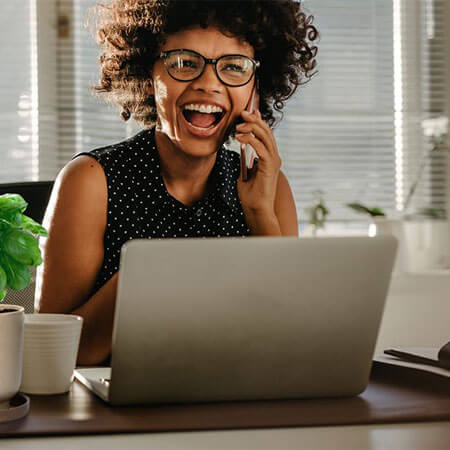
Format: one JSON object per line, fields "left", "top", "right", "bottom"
{"left": 183, "top": 104, "right": 224, "bottom": 114}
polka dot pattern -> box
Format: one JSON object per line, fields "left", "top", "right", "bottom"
{"left": 73, "top": 126, "right": 253, "bottom": 294}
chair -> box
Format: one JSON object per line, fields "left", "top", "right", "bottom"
{"left": 0, "top": 181, "right": 54, "bottom": 312}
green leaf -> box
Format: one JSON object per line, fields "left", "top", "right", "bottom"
{"left": 0, "top": 208, "right": 23, "bottom": 235}
{"left": 2, "top": 229, "right": 42, "bottom": 266}
{"left": 346, "top": 203, "right": 371, "bottom": 215}
{"left": 0, "top": 289, "right": 6, "bottom": 302}
{"left": 0, "top": 264, "right": 6, "bottom": 292}
{"left": 2, "top": 210, "right": 22, "bottom": 225}
{"left": 369, "top": 207, "right": 386, "bottom": 217}
{"left": 20, "top": 215, "right": 48, "bottom": 237}
{"left": 0, "top": 217, "right": 20, "bottom": 232}
{"left": 0, "top": 194, "right": 28, "bottom": 215}
{"left": 0, "top": 252, "right": 31, "bottom": 291}
{"left": 346, "top": 203, "right": 386, "bottom": 217}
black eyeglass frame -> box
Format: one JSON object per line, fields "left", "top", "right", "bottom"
{"left": 159, "top": 48, "right": 260, "bottom": 87}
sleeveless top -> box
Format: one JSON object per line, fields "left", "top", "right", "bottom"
{"left": 73, "top": 126, "right": 254, "bottom": 295}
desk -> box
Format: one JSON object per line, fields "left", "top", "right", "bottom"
{"left": 2, "top": 272, "right": 450, "bottom": 449}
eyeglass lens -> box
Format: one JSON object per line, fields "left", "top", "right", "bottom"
{"left": 164, "top": 50, "right": 255, "bottom": 86}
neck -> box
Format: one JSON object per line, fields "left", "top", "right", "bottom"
{"left": 154, "top": 129, "right": 218, "bottom": 205}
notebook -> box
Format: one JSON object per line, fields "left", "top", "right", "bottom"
{"left": 374, "top": 344, "right": 450, "bottom": 378}
{"left": 75, "top": 235, "right": 397, "bottom": 405}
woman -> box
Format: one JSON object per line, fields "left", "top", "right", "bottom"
{"left": 36, "top": 0, "right": 318, "bottom": 365}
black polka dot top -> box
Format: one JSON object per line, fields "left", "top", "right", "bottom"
{"left": 73, "top": 126, "right": 254, "bottom": 295}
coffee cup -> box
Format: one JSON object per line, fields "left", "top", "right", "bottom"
{"left": 20, "top": 314, "right": 83, "bottom": 395}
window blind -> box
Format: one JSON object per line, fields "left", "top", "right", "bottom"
{"left": 278, "top": 0, "right": 397, "bottom": 224}
{"left": 56, "top": 0, "right": 140, "bottom": 168}
{"left": 0, "top": 1, "right": 37, "bottom": 182}
{"left": 283, "top": 0, "right": 448, "bottom": 225}
{"left": 396, "top": 0, "right": 449, "bottom": 217}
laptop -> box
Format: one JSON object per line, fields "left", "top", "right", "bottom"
{"left": 75, "top": 235, "right": 397, "bottom": 405}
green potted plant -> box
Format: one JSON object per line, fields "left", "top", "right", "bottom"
{"left": 0, "top": 193, "right": 47, "bottom": 412}
{"left": 346, "top": 203, "right": 387, "bottom": 237}
{"left": 303, "top": 190, "right": 330, "bottom": 237}
{"left": 0, "top": 194, "right": 48, "bottom": 301}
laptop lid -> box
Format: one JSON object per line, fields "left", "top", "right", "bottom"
{"left": 109, "top": 235, "right": 397, "bottom": 405}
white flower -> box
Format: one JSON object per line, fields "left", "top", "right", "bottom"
{"left": 421, "top": 116, "right": 448, "bottom": 138}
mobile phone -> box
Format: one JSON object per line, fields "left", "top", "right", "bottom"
{"left": 218, "top": 80, "right": 260, "bottom": 181}
{"left": 240, "top": 81, "right": 259, "bottom": 181}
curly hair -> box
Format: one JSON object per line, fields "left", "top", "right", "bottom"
{"left": 86, "top": 0, "right": 318, "bottom": 136}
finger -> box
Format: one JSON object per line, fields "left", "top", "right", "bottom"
{"left": 236, "top": 123, "right": 276, "bottom": 158}
{"left": 235, "top": 133, "right": 281, "bottom": 173}
{"left": 242, "top": 109, "right": 271, "bottom": 134}
{"left": 239, "top": 111, "right": 277, "bottom": 155}
{"left": 255, "top": 111, "right": 277, "bottom": 151}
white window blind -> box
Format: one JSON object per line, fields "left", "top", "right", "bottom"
{"left": 0, "top": 1, "right": 38, "bottom": 182}
{"left": 276, "top": 0, "right": 397, "bottom": 224}
{"left": 396, "top": 0, "right": 449, "bottom": 217}
{"left": 277, "top": 0, "right": 448, "bottom": 225}
{"left": 57, "top": 0, "right": 139, "bottom": 168}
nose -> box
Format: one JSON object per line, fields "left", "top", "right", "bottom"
{"left": 190, "top": 62, "right": 223, "bottom": 92}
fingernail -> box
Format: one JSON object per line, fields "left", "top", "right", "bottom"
{"left": 241, "top": 110, "right": 250, "bottom": 116}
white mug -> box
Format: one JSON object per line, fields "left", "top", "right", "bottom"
{"left": 20, "top": 314, "right": 83, "bottom": 395}
{"left": 0, "top": 305, "right": 24, "bottom": 409}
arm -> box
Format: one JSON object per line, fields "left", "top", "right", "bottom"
{"left": 274, "top": 170, "right": 299, "bottom": 236}
{"left": 35, "top": 155, "right": 117, "bottom": 365}
{"left": 244, "top": 170, "right": 299, "bottom": 237}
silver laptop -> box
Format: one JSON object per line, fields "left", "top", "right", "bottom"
{"left": 75, "top": 235, "right": 397, "bottom": 405}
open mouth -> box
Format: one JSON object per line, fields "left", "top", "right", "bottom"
{"left": 181, "top": 109, "right": 226, "bottom": 130}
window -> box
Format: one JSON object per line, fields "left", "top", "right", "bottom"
{"left": 0, "top": 1, "right": 38, "bottom": 181}
{"left": 277, "top": 0, "right": 449, "bottom": 228}
{"left": 56, "top": 0, "right": 141, "bottom": 168}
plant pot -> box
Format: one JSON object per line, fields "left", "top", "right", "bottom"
{"left": 0, "top": 305, "right": 24, "bottom": 409}
{"left": 371, "top": 218, "right": 408, "bottom": 274}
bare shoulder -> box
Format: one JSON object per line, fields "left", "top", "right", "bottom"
{"left": 56, "top": 155, "right": 105, "bottom": 197}
{"left": 45, "top": 155, "right": 107, "bottom": 225}
{"left": 37, "top": 155, "right": 108, "bottom": 313}
{"left": 274, "top": 170, "right": 299, "bottom": 237}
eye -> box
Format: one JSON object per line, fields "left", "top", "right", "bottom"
{"left": 169, "top": 60, "right": 197, "bottom": 69}
{"left": 223, "top": 64, "right": 245, "bottom": 73}
{"left": 181, "top": 60, "right": 199, "bottom": 68}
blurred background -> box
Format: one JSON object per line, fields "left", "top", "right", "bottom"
{"left": 0, "top": 0, "right": 449, "bottom": 270}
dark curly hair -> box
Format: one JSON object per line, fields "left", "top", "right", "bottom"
{"left": 86, "top": 0, "right": 318, "bottom": 136}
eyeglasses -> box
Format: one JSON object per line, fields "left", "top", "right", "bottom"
{"left": 159, "top": 49, "right": 260, "bottom": 87}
